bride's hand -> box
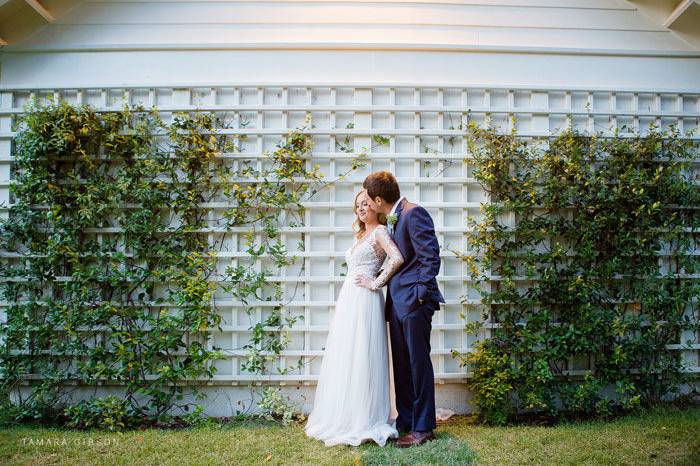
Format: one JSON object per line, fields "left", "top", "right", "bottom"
{"left": 354, "top": 274, "right": 374, "bottom": 289}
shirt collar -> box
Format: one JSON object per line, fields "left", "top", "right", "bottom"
{"left": 390, "top": 196, "right": 406, "bottom": 217}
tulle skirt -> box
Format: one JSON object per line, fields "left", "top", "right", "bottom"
{"left": 304, "top": 277, "right": 399, "bottom": 447}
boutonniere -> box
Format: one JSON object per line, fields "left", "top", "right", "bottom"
{"left": 386, "top": 213, "right": 398, "bottom": 226}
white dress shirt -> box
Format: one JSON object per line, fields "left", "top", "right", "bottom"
{"left": 390, "top": 196, "right": 405, "bottom": 217}
{"left": 388, "top": 196, "right": 405, "bottom": 234}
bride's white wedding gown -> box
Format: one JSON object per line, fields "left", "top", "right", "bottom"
{"left": 304, "top": 225, "right": 404, "bottom": 447}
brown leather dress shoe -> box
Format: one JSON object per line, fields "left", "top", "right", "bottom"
{"left": 395, "top": 430, "right": 435, "bottom": 448}
{"left": 389, "top": 425, "right": 410, "bottom": 442}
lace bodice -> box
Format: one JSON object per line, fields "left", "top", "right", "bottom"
{"left": 345, "top": 225, "right": 404, "bottom": 291}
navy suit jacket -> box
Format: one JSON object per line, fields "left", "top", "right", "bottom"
{"left": 385, "top": 200, "right": 445, "bottom": 320}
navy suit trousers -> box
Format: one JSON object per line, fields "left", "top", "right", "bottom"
{"left": 389, "top": 302, "right": 437, "bottom": 433}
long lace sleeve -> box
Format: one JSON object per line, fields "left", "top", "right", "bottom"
{"left": 369, "top": 226, "right": 404, "bottom": 291}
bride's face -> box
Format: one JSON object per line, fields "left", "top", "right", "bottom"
{"left": 356, "top": 191, "right": 378, "bottom": 224}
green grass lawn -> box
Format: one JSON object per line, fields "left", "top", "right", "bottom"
{"left": 1, "top": 407, "right": 698, "bottom": 465}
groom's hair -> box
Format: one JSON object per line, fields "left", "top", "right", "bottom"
{"left": 363, "top": 171, "right": 400, "bottom": 203}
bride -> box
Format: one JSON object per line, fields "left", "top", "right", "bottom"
{"left": 304, "top": 189, "right": 404, "bottom": 447}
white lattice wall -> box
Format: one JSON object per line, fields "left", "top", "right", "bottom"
{"left": 1, "top": 85, "right": 699, "bottom": 413}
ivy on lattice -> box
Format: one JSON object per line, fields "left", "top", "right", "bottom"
{"left": 454, "top": 118, "right": 700, "bottom": 425}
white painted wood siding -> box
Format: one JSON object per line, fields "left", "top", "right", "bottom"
{"left": 0, "top": 2, "right": 698, "bottom": 411}
{"left": 4, "top": 0, "right": 697, "bottom": 53}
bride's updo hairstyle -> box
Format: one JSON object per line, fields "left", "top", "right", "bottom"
{"left": 353, "top": 189, "right": 387, "bottom": 239}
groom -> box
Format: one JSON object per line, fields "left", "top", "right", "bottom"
{"left": 363, "top": 171, "right": 445, "bottom": 448}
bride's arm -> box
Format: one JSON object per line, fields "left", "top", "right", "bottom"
{"left": 355, "top": 227, "right": 404, "bottom": 290}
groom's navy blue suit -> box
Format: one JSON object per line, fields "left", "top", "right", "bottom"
{"left": 385, "top": 198, "right": 445, "bottom": 433}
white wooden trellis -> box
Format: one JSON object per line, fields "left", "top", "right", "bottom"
{"left": 0, "top": 85, "right": 698, "bottom": 387}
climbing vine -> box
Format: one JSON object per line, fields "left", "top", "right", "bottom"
{"left": 454, "top": 120, "right": 700, "bottom": 424}
{"left": 0, "top": 100, "right": 224, "bottom": 424}
{"left": 0, "top": 97, "right": 372, "bottom": 427}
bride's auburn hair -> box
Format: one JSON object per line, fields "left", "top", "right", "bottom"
{"left": 353, "top": 189, "right": 387, "bottom": 239}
